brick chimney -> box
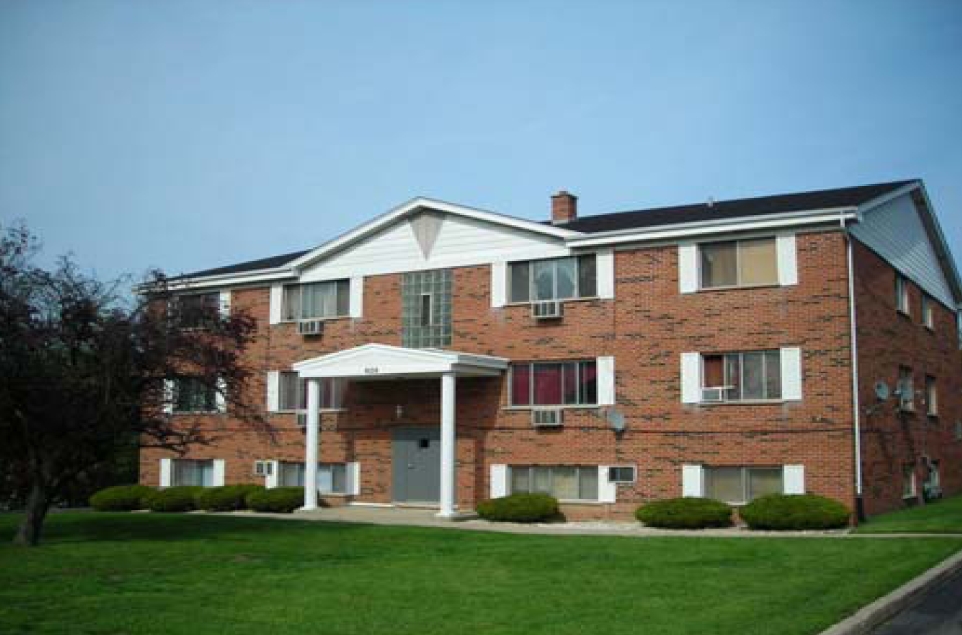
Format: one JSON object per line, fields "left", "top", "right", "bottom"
{"left": 551, "top": 191, "right": 578, "bottom": 225}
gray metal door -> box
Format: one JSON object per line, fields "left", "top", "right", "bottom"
{"left": 392, "top": 427, "right": 441, "bottom": 503}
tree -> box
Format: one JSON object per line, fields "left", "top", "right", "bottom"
{"left": 0, "top": 223, "right": 269, "bottom": 546}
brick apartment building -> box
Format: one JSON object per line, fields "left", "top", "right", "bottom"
{"left": 141, "top": 179, "right": 962, "bottom": 521}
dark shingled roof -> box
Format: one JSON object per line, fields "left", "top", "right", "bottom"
{"left": 557, "top": 180, "right": 917, "bottom": 234}
{"left": 179, "top": 180, "right": 917, "bottom": 280}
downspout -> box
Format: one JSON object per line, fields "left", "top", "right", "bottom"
{"left": 842, "top": 215, "right": 865, "bottom": 521}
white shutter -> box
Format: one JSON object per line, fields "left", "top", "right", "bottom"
{"left": 490, "top": 464, "right": 508, "bottom": 498}
{"left": 682, "top": 464, "right": 704, "bottom": 497}
{"left": 490, "top": 261, "right": 507, "bottom": 308}
{"left": 597, "top": 356, "right": 616, "bottom": 405}
{"left": 678, "top": 242, "right": 699, "bottom": 293}
{"left": 598, "top": 466, "right": 617, "bottom": 503}
{"left": 265, "top": 460, "right": 279, "bottom": 489}
{"left": 215, "top": 377, "right": 227, "bottom": 413}
{"left": 346, "top": 462, "right": 361, "bottom": 496}
{"left": 680, "top": 352, "right": 702, "bottom": 404}
{"left": 160, "top": 458, "right": 172, "bottom": 487}
{"left": 269, "top": 284, "right": 284, "bottom": 324}
{"left": 349, "top": 276, "right": 364, "bottom": 318}
{"left": 218, "top": 290, "right": 231, "bottom": 318}
{"left": 783, "top": 465, "right": 805, "bottom": 494}
{"left": 212, "top": 459, "right": 226, "bottom": 486}
{"left": 163, "top": 379, "right": 174, "bottom": 415}
{"left": 780, "top": 347, "right": 803, "bottom": 401}
{"left": 597, "top": 249, "right": 615, "bottom": 299}
{"left": 777, "top": 233, "right": 798, "bottom": 286}
{"left": 266, "top": 371, "right": 280, "bottom": 412}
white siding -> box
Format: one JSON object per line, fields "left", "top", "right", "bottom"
{"left": 597, "top": 356, "right": 616, "bottom": 406}
{"left": 269, "top": 284, "right": 284, "bottom": 324}
{"left": 780, "top": 347, "right": 803, "bottom": 401}
{"left": 776, "top": 233, "right": 798, "bottom": 286}
{"left": 678, "top": 243, "right": 698, "bottom": 293}
{"left": 680, "top": 352, "right": 702, "bottom": 404}
{"left": 598, "top": 466, "right": 617, "bottom": 503}
{"left": 850, "top": 192, "right": 955, "bottom": 307}
{"left": 682, "top": 464, "right": 704, "bottom": 497}
{"left": 783, "top": 465, "right": 805, "bottom": 494}
{"left": 490, "top": 261, "right": 507, "bottom": 307}
{"left": 597, "top": 249, "right": 615, "bottom": 299}
{"left": 212, "top": 459, "right": 226, "bottom": 486}
{"left": 299, "top": 212, "right": 570, "bottom": 282}
{"left": 490, "top": 464, "right": 508, "bottom": 498}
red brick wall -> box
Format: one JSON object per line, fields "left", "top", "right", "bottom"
{"left": 852, "top": 240, "right": 962, "bottom": 517}
{"left": 142, "top": 229, "right": 865, "bottom": 519}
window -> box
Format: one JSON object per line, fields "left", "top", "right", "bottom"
{"left": 509, "top": 361, "right": 597, "bottom": 406}
{"left": 510, "top": 466, "right": 599, "bottom": 501}
{"left": 902, "top": 464, "right": 917, "bottom": 499}
{"left": 508, "top": 254, "right": 597, "bottom": 303}
{"left": 700, "top": 238, "right": 777, "bottom": 289}
{"left": 278, "top": 462, "right": 347, "bottom": 493}
{"left": 278, "top": 372, "right": 344, "bottom": 411}
{"left": 898, "top": 366, "right": 914, "bottom": 412}
{"left": 922, "top": 295, "right": 935, "bottom": 329}
{"left": 923, "top": 461, "right": 941, "bottom": 500}
{"left": 925, "top": 376, "right": 938, "bottom": 416}
{"left": 895, "top": 274, "right": 910, "bottom": 315}
{"left": 402, "top": 269, "right": 451, "bottom": 348}
{"left": 172, "top": 292, "right": 219, "bottom": 329}
{"left": 705, "top": 466, "right": 783, "bottom": 504}
{"left": 701, "top": 351, "right": 781, "bottom": 401}
{"left": 173, "top": 377, "right": 218, "bottom": 413}
{"left": 172, "top": 459, "right": 214, "bottom": 487}
{"left": 608, "top": 466, "right": 636, "bottom": 483}
{"left": 282, "top": 280, "right": 350, "bottom": 321}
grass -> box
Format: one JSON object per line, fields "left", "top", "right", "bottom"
{"left": 855, "top": 495, "right": 962, "bottom": 534}
{"left": 0, "top": 513, "right": 960, "bottom": 635}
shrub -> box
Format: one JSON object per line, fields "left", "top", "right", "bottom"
{"left": 246, "top": 487, "right": 307, "bottom": 513}
{"left": 740, "top": 494, "right": 850, "bottom": 530}
{"left": 635, "top": 497, "right": 733, "bottom": 529}
{"left": 476, "top": 493, "right": 559, "bottom": 523}
{"left": 195, "top": 484, "right": 265, "bottom": 512}
{"left": 146, "top": 486, "right": 204, "bottom": 513}
{"left": 89, "top": 485, "right": 155, "bottom": 511}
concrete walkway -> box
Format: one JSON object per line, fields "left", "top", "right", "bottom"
{"left": 219, "top": 505, "right": 961, "bottom": 539}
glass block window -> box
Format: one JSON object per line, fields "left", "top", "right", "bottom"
{"left": 402, "top": 269, "right": 452, "bottom": 348}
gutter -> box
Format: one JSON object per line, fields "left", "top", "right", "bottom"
{"left": 842, "top": 213, "right": 865, "bottom": 521}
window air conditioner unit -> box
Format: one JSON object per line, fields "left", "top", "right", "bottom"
{"left": 296, "top": 412, "right": 308, "bottom": 428}
{"left": 701, "top": 387, "right": 728, "bottom": 403}
{"left": 532, "top": 408, "right": 563, "bottom": 427}
{"left": 253, "top": 460, "right": 273, "bottom": 477}
{"left": 297, "top": 319, "right": 324, "bottom": 336}
{"left": 531, "top": 300, "right": 563, "bottom": 320}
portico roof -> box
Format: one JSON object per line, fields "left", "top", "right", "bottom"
{"left": 292, "top": 343, "right": 508, "bottom": 380}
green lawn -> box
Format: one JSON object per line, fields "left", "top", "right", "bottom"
{"left": 855, "top": 494, "right": 962, "bottom": 534}
{"left": 0, "top": 513, "right": 960, "bottom": 635}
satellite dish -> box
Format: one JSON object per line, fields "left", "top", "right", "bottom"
{"left": 606, "top": 408, "right": 626, "bottom": 433}
{"left": 874, "top": 381, "right": 890, "bottom": 401}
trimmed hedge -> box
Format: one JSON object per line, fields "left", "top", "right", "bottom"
{"left": 635, "top": 497, "right": 733, "bottom": 529}
{"left": 195, "top": 484, "right": 265, "bottom": 512}
{"left": 476, "top": 493, "right": 559, "bottom": 523}
{"left": 246, "top": 487, "right": 307, "bottom": 513}
{"left": 740, "top": 494, "right": 850, "bottom": 530}
{"left": 89, "top": 485, "right": 155, "bottom": 511}
{"left": 146, "top": 486, "right": 204, "bottom": 512}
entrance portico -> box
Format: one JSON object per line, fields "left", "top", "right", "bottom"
{"left": 292, "top": 344, "right": 508, "bottom": 518}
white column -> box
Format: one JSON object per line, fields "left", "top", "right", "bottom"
{"left": 302, "top": 378, "right": 320, "bottom": 511}
{"left": 437, "top": 372, "right": 457, "bottom": 518}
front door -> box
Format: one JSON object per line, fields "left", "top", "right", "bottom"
{"left": 392, "top": 427, "right": 441, "bottom": 504}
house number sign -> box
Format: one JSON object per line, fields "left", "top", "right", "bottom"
{"left": 364, "top": 367, "right": 379, "bottom": 375}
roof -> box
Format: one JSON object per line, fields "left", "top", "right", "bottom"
{"left": 556, "top": 180, "right": 917, "bottom": 233}
{"left": 176, "top": 180, "right": 917, "bottom": 280}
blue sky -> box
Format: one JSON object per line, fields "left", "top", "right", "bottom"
{"left": 1, "top": 0, "right": 960, "bottom": 281}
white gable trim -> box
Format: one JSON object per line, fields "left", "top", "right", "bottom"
{"left": 288, "top": 197, "right": 579, "bottom": 272}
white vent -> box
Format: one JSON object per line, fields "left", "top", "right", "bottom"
{"left": 701, "top": 387, "right": 728, "bottom": 402}
{"left": 254, "top": 460, "right": 273, "bottom": 476}
{"left": 532, "top": 408, "right": 563, "bottom": 427}
{"left": 297, "top": 319, "right": 324, "bottom": 336}
{"left": 531, "top": 300, "right": 563, "bottom": 320}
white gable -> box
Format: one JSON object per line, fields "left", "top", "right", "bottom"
{"left": 299, "top": 210, "right": 571, "bottom": 282}
{"left": 851, "top": 192, "right": 956, "bottom": 307}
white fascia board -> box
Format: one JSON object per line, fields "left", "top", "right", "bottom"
{"left": 565, "top": 208, "right": 860, "bottom": 249}
{"left": 288, "top": 197, "right": 580, "bottom": 272}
